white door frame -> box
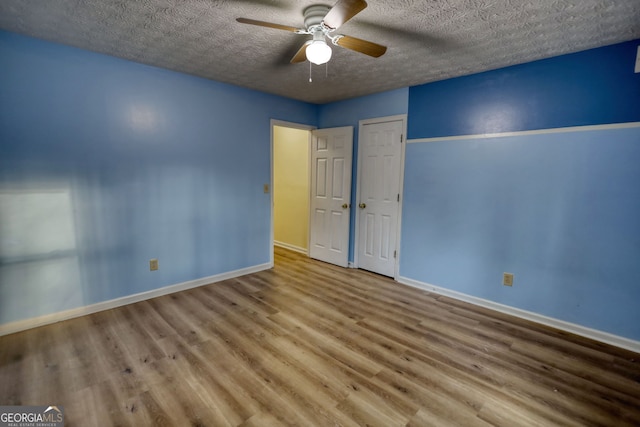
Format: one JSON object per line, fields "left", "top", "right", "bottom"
{"left": 270, "top": 119, "right": 315, "bottom": 267}
{"left": 353, "top": 114, "right": 407, "bottom": 279}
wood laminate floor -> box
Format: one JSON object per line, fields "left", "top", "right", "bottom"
{"left": 1, "top": 247, "right": 639, "bottom": 426}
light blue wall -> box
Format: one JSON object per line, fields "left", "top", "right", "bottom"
{"left": 402, "top": 39, "right": 640, "bottom": 340}
{"left": 401, "top": 126, "right": 640, "bottom": 339}
{"left": 0, "top": 31, "right": 316, "bottom": 323}
{"left": 317, "top": 88, "right": 409, "bottom": 261}
{"left": 3, "top": 28, "right": 639, "bottom": 343}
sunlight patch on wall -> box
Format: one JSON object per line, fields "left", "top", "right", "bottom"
{"left": 0, "top": 188, "right": 83, "bottom": 322}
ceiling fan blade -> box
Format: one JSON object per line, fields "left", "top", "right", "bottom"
{"left": 236, "top": 18, "right": 301, "bottom": 33}
{"left": 335, "top": 35, "right": 387, "bottom": 57}
{"left": 291, "top": 41, "right": 312, "bottom": 63}
{"left": 322, "top": 0, "right": 368, "bottom": 30}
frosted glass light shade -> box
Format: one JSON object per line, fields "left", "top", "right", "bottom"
{"left": 306, "top": 40, "right": 332, "bottom": 65}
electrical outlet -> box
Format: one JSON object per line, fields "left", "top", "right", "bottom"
{"left": 503, "top": 272, "right": 514, "bottom": 286}
{"left": 150, "top": 259, "right": 159, "bottom": 271}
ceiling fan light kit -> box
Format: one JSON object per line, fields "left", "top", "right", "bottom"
{"left": 306, "top": 34, "right": 332, "bottom": 65}
{"left": 236, "top": 0, "right": 386, "bottom": 67}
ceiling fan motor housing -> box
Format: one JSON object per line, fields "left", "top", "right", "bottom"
{"left": 304, "top": 5, "right": 331, "bottom": 30}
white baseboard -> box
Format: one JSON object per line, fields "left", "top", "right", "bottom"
{"left": 397, "top": 276, "right": 640, "bottom": 354}
{"left": 0, "top": 262, "right": 272, "bottom": 337}
{"left": 274, "top": 240, "right": 308, "bottom": 255}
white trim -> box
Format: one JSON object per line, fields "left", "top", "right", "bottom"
{"left": 271, "top": 119, "right": 317, "bottom": 132}
{"left": 0, "top": 263, "right": 272, "bottom": 337}
{"left": 274, "top": 240, "right": 308, "bottom": 255}
{"left": 394, "top": 117, "right": 408, "bottom": 281}
{"left": 407, "top": 121, "right": 640, "bottom": 144}
{"left": 353, "top": 120, "right": 362, "bottom": 269}
{"left": 354, "top": 114, "right": 407, "bottom": 280}
{"left": 397, "top": 276, "right": 640, "bottom": 354}
{"left": 359, "top": 114, "right": 407, "bottom": 126}
{"left": 307, "top": 129, "right": 313, "bottom": 255}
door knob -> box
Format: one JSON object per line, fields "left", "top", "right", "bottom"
{"left": 359, "top": 203, "right": 366, "bottom": 209}
{"left": 342, "top": 203, "right": 349, "bottom": 209}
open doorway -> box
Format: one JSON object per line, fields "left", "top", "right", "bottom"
{"left": 270, "top": 120, "right": 354, "bottom": 269}
{"left": 271, "top": 122, "right": 313, "bottom": 258}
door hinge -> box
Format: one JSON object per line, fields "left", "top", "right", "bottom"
{"left": 397, "top": 193, "right": 400, "bottom": 202}
{"left": 400, "top": 134, "right": 403, "bottom": 143}
{"left": 394, "top": 250, "right": 397, "bottom": 259}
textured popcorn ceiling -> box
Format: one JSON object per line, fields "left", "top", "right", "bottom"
{"left": 1, "top": 0, "right": 639, "bottom": 104}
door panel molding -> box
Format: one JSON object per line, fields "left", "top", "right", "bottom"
{"left": 309, "top": 126, "right": 353, "bottom": 267}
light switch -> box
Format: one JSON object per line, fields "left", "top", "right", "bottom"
{"left": 503, "top": 272, "right": 514, "bottom": 286}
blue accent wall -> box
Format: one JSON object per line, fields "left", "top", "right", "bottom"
{"left": 0, "top": 31, "right": 316, "bottom": 323}
{"left": 408, "top": 40, "right": 640, "bottom": 139}
{"left": 317, "top": 88, "right": 409, "bottom": 261}
{"left": 402, "top": 39, "right": 640, "bottom": 340}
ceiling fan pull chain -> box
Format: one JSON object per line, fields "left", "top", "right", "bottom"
{"left": 325, "top": 62, "right": 328, "bottom": 78}
{"left": 309, "top": 61, "right": 313, "bottom": 83}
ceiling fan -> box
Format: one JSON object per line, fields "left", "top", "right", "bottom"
{"left": 236, "top": 0, "right": 387, "bottom": 65}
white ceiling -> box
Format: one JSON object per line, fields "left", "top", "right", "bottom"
{"left": 1, "top": 0, "right": 639, "bottom": 104}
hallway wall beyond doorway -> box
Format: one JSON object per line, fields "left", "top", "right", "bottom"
{"left": 273, "top": 126, "right": 310, "bottom": 254}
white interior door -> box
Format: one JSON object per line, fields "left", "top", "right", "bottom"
{"left": 357, "top": 119, "right": 404, "bottom": 277}
{"left": 309, "top": 126, "right": 353, "bottom": 267}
